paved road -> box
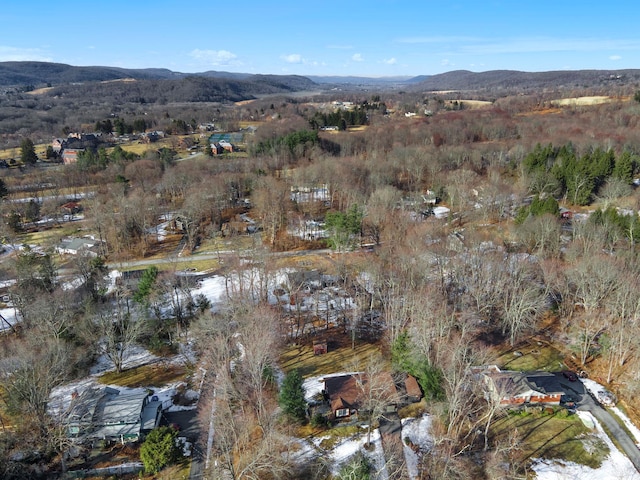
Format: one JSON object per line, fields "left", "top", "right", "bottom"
{"left": 563, "top": 376, "right": 640, "bottom": 473}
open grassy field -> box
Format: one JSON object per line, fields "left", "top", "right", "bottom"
{"left": 280, "top": 334, "right": 387, "bottom": 379}
{"left": 98, "top": 362, "right": 188, "bottom": 388}
{"left": 551, "top": 96, "right": 617, "bottom": 107}
{"left": 495, "top": 340, "right": 566, "bottom": 372}
{"left": 18, "top": 223, "right": 83, "bottom": 247}
{"left": 0, "top": 143, "right": 51, "bottom": 160}
{"left": 447, "top": 99, "right": 493, "bottom": 109}
{"left": 492, "top": 410, "right": 608, "bottom": 469}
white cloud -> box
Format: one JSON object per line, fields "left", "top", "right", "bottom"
{"left": 281, "top": 53, "right": 303, "bottom": 64}
{"left": 610, "top": 55, "right": 622, "bottom": 61}
{"left": 0, "top": 46, "right": 52, "bottom": 62}
{"left": 352, "top": 53, "right": 364, "bottom": 62}
{"left": 383, "top": 57, "right": 397, "bottom": 65}
{"left": 189, "top": 49, "right": 240, "bottom": 66}
{"left": 441, "top": 59, "right": 454, "bottom": 67}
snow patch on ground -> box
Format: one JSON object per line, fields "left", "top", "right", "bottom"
{"left": 401, "top": 415, "right": 433, "bottom": 480}
{"left": 324, "top": 428, "right": 387, "bottom": 479}
{"left": 191, "top": 275, "right": 229, "bottom": 311}
{"left": 0, "top": 306, "right": 19, "bottom": 332}
{"left": 89, "top": 344, "right": 158, "bottom": 376}
{"left": 612, "top": 405, "right": 640, "bottom": 448}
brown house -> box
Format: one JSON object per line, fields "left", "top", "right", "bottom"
{"left": 322, "top": 372, "right": 398, "bottom": 419}
{"left": 60, "top": 201, "right": 82, "bottom": 217}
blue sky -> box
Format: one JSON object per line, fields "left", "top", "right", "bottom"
{"left": 1, "top": 1, "right": 638, "bottom": 77}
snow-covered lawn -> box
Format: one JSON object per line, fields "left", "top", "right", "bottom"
{"left": 321, "top": 428, "right": 387, "bottom": 480}
{"left": 191, "top": 275, "right": 230, "bottom": 310}
{"left": 532, "top": 378, "right": 640, "bottom": 479}
{"left": 89, "top": 344, "right": 158, "bottom": 375}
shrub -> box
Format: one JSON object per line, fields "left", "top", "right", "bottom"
{"left": 140, "top": 426, "right": 182, "bottom": 474}
{"left": 311, "top": 412, "right": 328, "bottom": 428}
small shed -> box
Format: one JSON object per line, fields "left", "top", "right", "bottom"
{"left": 405, "top": 374, "right": 422, "bottom": 403}
{"left": 313, "top": 340, "right": 327, "bottom": 355}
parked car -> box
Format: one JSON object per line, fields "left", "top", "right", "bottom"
{"left": 597, "top": 389, "right": 616, "bottom": 407}
{"left": 560, "top": 395, "right": 576, "bottom": 408}
{"left": 562, "top": 370, "right": 578, "bottom": 382}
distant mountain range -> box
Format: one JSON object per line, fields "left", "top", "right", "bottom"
{"left": 405, "top": 69, "right": 640, "bottom": 92}
{"left": 0, "top": 61, "right": 317, "bottom": 92}
{"left": 1, "top": 61, "right": 639, "bottom": 95}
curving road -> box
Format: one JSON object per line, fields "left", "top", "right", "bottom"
{"left": 562, "top": 376, "right": 640, "bottom": 473}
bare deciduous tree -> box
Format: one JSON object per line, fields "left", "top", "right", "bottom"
{"left": 515, "top": 213, "right": 562, "bottom": 258}
{"left": 565, "top": 254, "right": 622, "bottom": 364}
{"left": 252, "top": 176, "right": 289, "bottom": 247}
{"left": 91, "top": 288, "right": 147, "bottom": 373}
{"left": 498, "top": 257, "right": 547, "bottom": 346}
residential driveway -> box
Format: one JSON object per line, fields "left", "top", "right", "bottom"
{"left": 379, "top": 413, "right": 402, "bottom": 436}
{"left": 560, "top": 375, "right": 640, "bottom": 473}
{"left": 379, "top": 413, "right": 410, "bottom": 479}
{"left": 160, "top": 409, "right": 205, "bottom": 479}
{"left": 161, "top": 410, "right": 199, "bottom": 441}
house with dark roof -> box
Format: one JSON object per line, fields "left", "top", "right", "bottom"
{"left": 476, "top": 365, "right": 565, "bottom": 406}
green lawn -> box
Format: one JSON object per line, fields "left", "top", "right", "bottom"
{"left": 98, "top": 363, "right": 188, "bottom": 388}
{"left": 17, "top": 223, "right": 81, "bottom": 247}
{"left": 279, "top": 340, "right": 387, "bottom": 379}
{"left": 491, "top": 410, "right": 609, "bottom": 469}
{"left": 496, "top": 342, "right": 566, "bottom": 372}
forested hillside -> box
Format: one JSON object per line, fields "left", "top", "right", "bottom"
{"left": 3, "top": 74, "right": 640, "bottom": 478}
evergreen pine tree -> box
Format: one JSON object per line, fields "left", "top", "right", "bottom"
{"left": 279, "top": 369, "right": 307, "bottom": 422}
